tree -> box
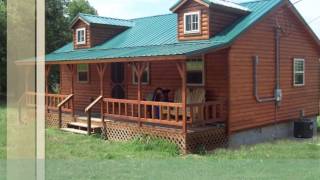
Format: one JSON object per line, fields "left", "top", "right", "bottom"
{"left": 0, "top": 0, "right": 6, "bottom": 93}
{"left": 46, "top": 0, "right": 70, "bottom": 53}
{"left": 0, "top": 0, "right": 6, "bottom": 61}
{"left": 66, "top": 0, "right": 97, "bottom": 22}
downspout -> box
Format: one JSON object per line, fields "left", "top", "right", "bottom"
{"left": 275, "top": 26, "right": 282, "bottom": 107}
{"left": 253, "top": 27, "right": 282, "bottom": 105}
{"left": 253, "top": 55, "right": 276, "bottom": 103}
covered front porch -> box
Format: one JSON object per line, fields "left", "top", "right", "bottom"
{"left": 43, "top": 54, "right": 228, "bottom": 152}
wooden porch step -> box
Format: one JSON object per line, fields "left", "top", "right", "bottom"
{"left": 68, "top": 122, "right": 102, "bottom": 129}
{"left": 60, "top": 128, "right": 88, "bottom": 135}
{"left": 76, "top": 116, "right": 102, "bottom": 122}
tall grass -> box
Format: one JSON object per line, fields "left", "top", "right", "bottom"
{"left": 0, "top": 102, "right": 6, "bottom": 159}
{"left": 46, "top": 129, "right": 179, "bottom": 160}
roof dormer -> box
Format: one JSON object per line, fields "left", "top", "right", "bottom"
{"left": 171, "top": 0, "right": 250, "bottom": 41}
{"left": 71, "top": 13, "right": 134, "bottom": 49}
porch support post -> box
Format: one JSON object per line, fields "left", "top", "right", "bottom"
{"left": 176, "top": 61, "right": 187, "bottom": 134}
{"left": 45, "top": 65, "right": 51, "bottom": 112}
{"left": 133, "top": 62, "right": 147, "bottom": 127}
{"left": 67, "top": 64, "right": 76, "bottom": 118}
{"left": 96, "top": 63, "right": 107, "bottom": 125}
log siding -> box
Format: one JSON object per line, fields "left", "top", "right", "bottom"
{"left": 228, "top": 4, "right": 320, "bottom": 133}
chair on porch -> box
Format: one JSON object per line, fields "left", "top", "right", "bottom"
{"left": 162, "top": 88, "right": 206, "bottom": 124}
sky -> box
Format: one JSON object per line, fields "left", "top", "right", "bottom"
{"left": 88, "top": 0, "right": 320, "bottom": 38}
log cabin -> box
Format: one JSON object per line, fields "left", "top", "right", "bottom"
{"left": 41, "top": 0, "right": 320, "bottom": 152}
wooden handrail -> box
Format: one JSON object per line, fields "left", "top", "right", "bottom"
{"left": 58, "top": 94, "right": 74, "bottom": 128}
{"left": 85, "top": 95, "right": 103, "bottom": 135}
{"left": 58, "top": 94, "right": 74, "bottom": 108}
{"left": 85, "top": 95, "right": 103, "bottom": 113}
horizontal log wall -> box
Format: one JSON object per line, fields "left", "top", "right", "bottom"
{"left": 210, "top": 8, "right": 242, "bottom": 36}
{"left": 73, "top": 20, "right": 91, "bottom": 49}
{"left": 60, "top": 64, "right": 111, "bottom": 114}
{"left": 72, "top": 20, "right": 127, "bottom": 49}
{"left": 228, "top": 4, "right": 320, "bottom": 133}
{"left": 177, "top": 0, "right": 210, "bottom": 41}
{"left": 90, "top": 24, "right": 127, "bottom": 47}
{"left": 60, "top": 55, "right": 229, "bottom": 115}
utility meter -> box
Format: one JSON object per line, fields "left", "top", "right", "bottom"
{"left": 275, "top": 89, "right": 282, "bottom": 102}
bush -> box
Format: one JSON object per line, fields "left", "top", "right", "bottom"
{"left": 0, "top": 61, "right": 6, "bottom": 94}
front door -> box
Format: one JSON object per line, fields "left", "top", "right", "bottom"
{"left": 111, "top": 62, "right": 126, "bottom": 99}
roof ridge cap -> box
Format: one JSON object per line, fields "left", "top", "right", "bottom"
{"left": 79, "top": 13, "right": 134, "bottom": 22}
{"left": 239, "top": 0, "right": 270, "bottom": 5}
{"left": 130, "top": 13, "right": 175, "bottom": 21}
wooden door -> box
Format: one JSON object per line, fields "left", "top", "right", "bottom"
{"left": 111, "top": 62, "right": 126, "bottom": 99}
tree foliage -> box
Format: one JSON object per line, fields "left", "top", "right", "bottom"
{"left": 0, "top": 0, "right": 97, "bottom": 93}
{"left": 46, "top": 0, "right": 70, "bottom": 53}
{"left": 66, "top": 0, "right": 97, "bottom": 22}
{"left": 0, "top": 0, "right": 6, "bottom": 93}
{"left": 0, "top": 0, "right": 6, "bottom": 62}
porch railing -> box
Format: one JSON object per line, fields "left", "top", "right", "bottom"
{"left": 47, "top": 93, "right": 73, "bottom": 112}
{"left": 103, "top": 98, "right": 184, "bottom": 127}
{"left": 18, "top": 92, "right": 74, "bottom": 124}
{"left": 101, "top": 98, "right": 227, "bottom": 129}
{"left": 22, "top": 92, "right": 73, "bottom": 112}
{"left": 84, "top": 96, "right": 226, "bottom": 135}
{"left": 187, "top": 100, "right": 226, "bottom": 125}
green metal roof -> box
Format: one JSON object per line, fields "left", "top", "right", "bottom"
{"left": 47, "top": 0, "right": 283, "bottom": 63}
{"left": 71, "top": 13, "right": 135, "bottom": 27}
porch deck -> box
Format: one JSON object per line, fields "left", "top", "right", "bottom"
{"left": 20, "top": 89, "right": 228, "bottom": 152}
{"left": 33, "top": 91, "right": 227, "bottom": 152}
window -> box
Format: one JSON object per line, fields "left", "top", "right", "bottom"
{"left": 184, "top": 11, "right": 201, "bottom": 34}
{"left": 77, "top": 64, "right": 89, "bottom": 83}
{"left": 132, "top": 64, "right": 150, "bottom": 84}
{"left": 187, "top": 58, "right": 204, "bottom": 86}
{"left": 293, "top": 58, "right": 305, "bottom": 86}
{"left": 76, "top": 28, "right": 86, "bottom": 45}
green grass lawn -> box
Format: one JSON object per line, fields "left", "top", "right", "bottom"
{"left": 46, "top": 128, "right": 320, "bottom": 160}
{"left": 0, "top": 102, "right": 5, "bottom": 159}
{"left": 1, "top": 104, "right": 320, "bottom": 179}
{"left": 45, "top": 128, "right": 320, "bottom": 179}
{"left": 0, "top": 102, "right": 6, "bottom": 180}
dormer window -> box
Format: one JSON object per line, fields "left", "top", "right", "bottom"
{"left": 184, "top": 11, "right": 201, "bottom": 34}
{"left": 76, "top": 28, "right": 86, "bottom": 45}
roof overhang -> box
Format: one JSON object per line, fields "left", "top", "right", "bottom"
{"left": 70, "top": 15, "right": 90, "bottom": 29}
{"left": 44, "top": 55, "right": 188, "bottom": 65}
{"left": 171, "top": 0, "right": 209, "bottom": 12}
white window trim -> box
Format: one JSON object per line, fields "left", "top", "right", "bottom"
{"left": 76, "top": 28, "right": 86, "bottom": 45}
{"left": 132, "top": 64, "right": 150, "bottom": 85}
{"left": 77, "top": 64, "right": 89, "bottom": 83}
{"left": 293, "top": 58, "right": 305, "bottom": 87}
{"left": 187, "top": 57, "right": 205, "bottom": 87}
{"left": 184, "top": 11, "right": 201, "bottom": 34}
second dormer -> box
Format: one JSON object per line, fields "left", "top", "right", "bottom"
{"left": 70, "top": 13, "right": 134, "bottom": 49}
{"left": 171, "top": 0, "right": 250, "bottom": 41}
